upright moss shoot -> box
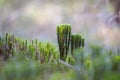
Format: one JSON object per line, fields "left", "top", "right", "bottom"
{"left": 57, "top": 24, "right": 71, "bottom": 60}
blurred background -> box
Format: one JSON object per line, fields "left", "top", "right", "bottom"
{"left": 0, "top": 0, "right": 120, "bottom": 49}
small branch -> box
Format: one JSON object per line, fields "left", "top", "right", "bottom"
{"left": 58, "top": 59, "right": 80, "bottom": 71}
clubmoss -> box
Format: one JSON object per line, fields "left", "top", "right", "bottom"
{"left": 57, "top": 24, "right": 71, "bottom": 60}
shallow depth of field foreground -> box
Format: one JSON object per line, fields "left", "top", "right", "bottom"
{"left": 0, "top": 0, "right": 120, "bottom": 80}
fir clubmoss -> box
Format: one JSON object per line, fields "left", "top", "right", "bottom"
{"left": 57, "top": 24, "right": 71, "bottom": 60}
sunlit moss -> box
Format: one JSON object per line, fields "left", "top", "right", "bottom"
{"left": 57, "top": 24, "right": 71, "bottom": 60}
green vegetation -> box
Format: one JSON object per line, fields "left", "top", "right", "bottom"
{"left": 57, "top": 24, "right": 84, "bottom": 60}
{"left": 0, "top": 33, "right": 59, "bottom": 63}
{"left": 57, "top": 24, "right": 71, "bottom": 60}
{"left": 0, "top": 24, "right": 120, "bottom": 80}
{"left": 71, "top": 34, "right": 84, "bottom": 55}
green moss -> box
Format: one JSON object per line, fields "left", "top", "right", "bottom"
{"left": 57, "top": 24, "right": 71, "bottom": 60}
